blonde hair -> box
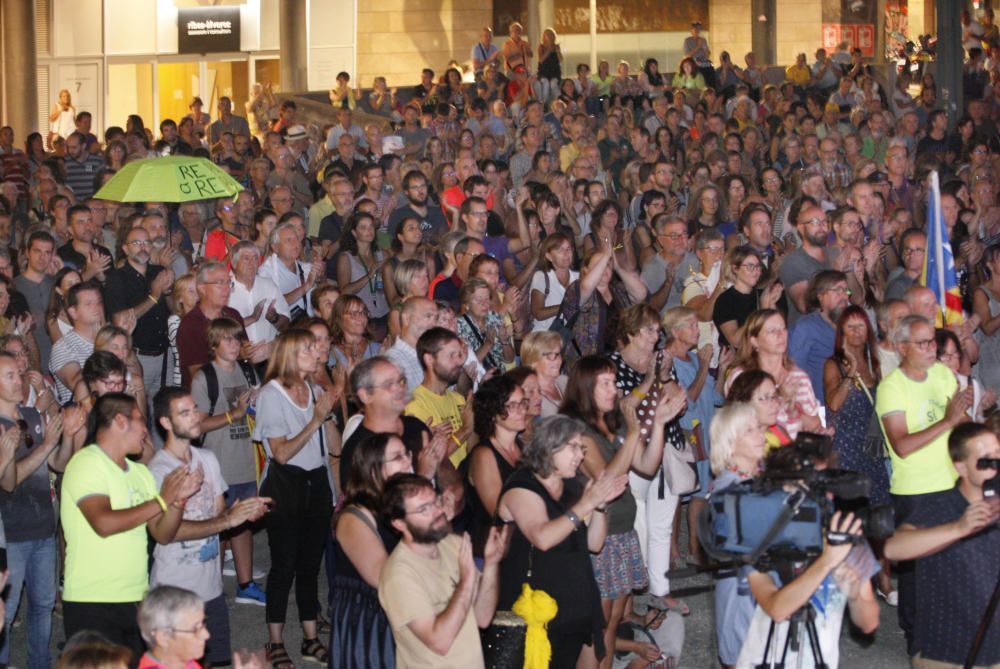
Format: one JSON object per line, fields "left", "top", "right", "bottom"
{"left": 264, "top": 329, "right": 316, "bottom": 387}
{"left": 94, "top": 325, "right": 130, "bottom": 352}
{"left": 171, "top": 273, "right": 197, "bottom": 317}
{"left": 521, "top": 331, "right": 563, "bottom": 368}
{"left": 661, "top": 306, "right": 697, "bottom": 345}
{"left": 710, "top": 402, "right": 759, "bottom": 475}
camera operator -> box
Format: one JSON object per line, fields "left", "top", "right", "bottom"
{"left": 884, "top": 422, "right": 1000, "bottom": 669}
{"left": 708, "top": 402, "right": 768, "bottom": 669}
{"left": 736, "top": 440, "right": 880, "bottom": 669}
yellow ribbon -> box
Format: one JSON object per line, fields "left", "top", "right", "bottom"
{"left": 511, "top": 584, "right": 558, "bottom": 669}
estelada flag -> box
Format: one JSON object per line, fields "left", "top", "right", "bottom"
{"left": 920, "top": 170, "right": 964, "bottom": 326}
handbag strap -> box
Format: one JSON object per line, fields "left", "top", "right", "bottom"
{"left": 309, "top": 385, "right": 327, "bottom": 457}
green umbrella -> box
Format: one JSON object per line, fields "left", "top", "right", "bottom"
{"left": 94, "top": 155, "right": 244, "bottom": 203}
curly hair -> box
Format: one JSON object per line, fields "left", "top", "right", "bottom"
{"left": 473, "top": 375, "right": 519, "bottom": 442}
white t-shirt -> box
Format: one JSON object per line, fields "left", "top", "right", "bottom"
{"left": 253, "top": 380, "right": 331, "bottom": 483}
{"left": 148, "top": 446, "right": 227, "bottom": 601}
{"left": 530, "top": 269, "right": 578, "bottom": 331}
{"left": 228, "top": 274, "right": 291, "bottom": 345}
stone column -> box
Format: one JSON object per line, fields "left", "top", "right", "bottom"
{"left": 279, "top": 0, "right": 307, "bottom": 93}
{"left": 2, "top": 0, "right": 38, "bottom": 134}
{"left": 937, "top": 0, "right": 963, "bottom": 128}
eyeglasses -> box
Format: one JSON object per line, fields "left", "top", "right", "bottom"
{"left": 740, "top": 262, "right": 762, "bottom": 271}
{"left": 371, "top": 376, "right": 406, "bottom": 391}
{"left": 405, "top": 494, "right": 444, "bottom": 516}
{"left": 906, "top": 338, "right": 936, "bottom": 350}
{"left": 167, "top": 619, "right": 208, "bottom": 636}
{"left": 660, "top": 232, "right": 687, "bottom": 240}
{"left": 704, "top": 245, "right": 725, "bottom": 254}
{"left": 823, "top": 286, "right": 852, "bottom": 296}
{"left": 504, "top": 399, "right": 530, "bottom": 413}
{"left": 127, "top": 240, "right": 151, "bottom": 247}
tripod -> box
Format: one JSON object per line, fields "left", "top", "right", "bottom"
{"left": 754, "top": 604, "right": 828, "bottom": 669}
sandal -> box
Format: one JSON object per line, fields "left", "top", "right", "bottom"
{"left": 265, "top": 642, "right": 294, "bottom": 669}
{"left": 300, "top": 638, "right": 329, "bottom": 665}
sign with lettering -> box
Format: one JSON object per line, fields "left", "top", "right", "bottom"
{"left": 177, "top": 163, "right": 231, "bottom": 198}
{"left": 822, "top": 23, "right": 876, "bottom": 57}
{"left": 178, "top": 6, "right": 241, "bottom": 54}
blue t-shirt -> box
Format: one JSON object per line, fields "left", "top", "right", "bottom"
{"left": 788, "top": 312, "right": 835, "bottom": 404}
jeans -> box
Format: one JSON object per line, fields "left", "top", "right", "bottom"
{"left": 0, "top": 536, "right": 57, "bottom": 669}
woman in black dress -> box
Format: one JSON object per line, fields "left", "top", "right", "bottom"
{"left": 466, "top": 376, "right": 528, "bottom": 553}
{"left": 328, "top": 433, "right": 414, "bottom": 668}
{"left": 496, "top": 415, "right": 629, "bottom": 669}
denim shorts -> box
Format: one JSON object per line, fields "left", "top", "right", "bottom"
{"left": 224, "top": 481, "right": 258, "bottom": 505}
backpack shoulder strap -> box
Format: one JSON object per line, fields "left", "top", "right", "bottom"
{"left": 203, "top": 364, "right": 220, "bottom": 417}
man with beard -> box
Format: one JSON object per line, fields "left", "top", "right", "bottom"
{"left": 405, "top": 327, "right": 475, "bottom": 468}
{"left": 387, "top": 170, "right": 450, "bottom": 247}
{"left": 141, "top": 210, "right": 191, "bottom": 279}
{"left": 779, "top": 197, "right": 833, "bottom": 326}
{"left": 103, "top": 227, "right": 174, "bottom": 410}
{"left": 788, "top": 270, "right": 850, "bottom": 403}
{"left": 148, "top": 387, "right": 270, "bottom": 666}
{"left": 379, "top": 473, "right": 508, "bottom": 669}
{"left": 57, "top": 205, "right": 113, "bottom": 282}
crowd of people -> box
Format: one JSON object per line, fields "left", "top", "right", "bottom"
{"left": 0, "top": 13, "right": 998, "bottom": 669}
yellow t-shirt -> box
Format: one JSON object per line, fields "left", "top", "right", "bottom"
{"left": 785, "top": 64, "right": 811, "bottom": 87}
{"left": 60, "top": 444, "right": 159, "bottom": 602}
{"left": 875, "top": 362, "right": 959, "bottom": 495}
{"left": 406, "top": 385, "right": 469, "bottom": 466}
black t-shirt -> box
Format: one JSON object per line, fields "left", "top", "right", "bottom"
{"left": 103, "top": 262, "right": 170, "bottom": 353}
{"left": 909, "top": 486, "right": 1000, "bottom": 665}
{"left": 339, "top": 415, "right": 431, "bottom": 490}
{"left": 712, "top": 287, "right": 759, "bottom": 348}
{"left": 56, "top": 241, "right": 113, "bottom": 276}
{"left": 318, "top": 211, "right": 345, "bottom": 244}
{"left": 0, "top": 407, "right": 51, "bottom": 542}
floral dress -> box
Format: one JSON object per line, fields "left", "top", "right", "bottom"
{"left": 458, "top": 311, "right": 506, "bottom": 371}
{"left": 830, "top": 370, "right": 891, "bottom": 506}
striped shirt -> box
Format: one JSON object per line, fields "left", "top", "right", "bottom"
{"left": 64, "top": 154, "right": 104, "bottom": 200}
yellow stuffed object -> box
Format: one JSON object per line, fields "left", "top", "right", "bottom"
{"left": 511, "top": 584, "right": 558, "bottom": 669}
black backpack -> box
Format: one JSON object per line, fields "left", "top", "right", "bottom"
{"left": 192, "top": 361, "right": 259, "bottom": 448}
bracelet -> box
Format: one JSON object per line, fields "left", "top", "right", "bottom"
{"left": 565, "top": 510, "right": 584, "bottom": 529}
{"left": 153, "top": 494, "right": 168, "bottom": 513}
{"left": 148, "top": 294, "right": 158, "bottom": 306}
{"left": 225, "top": 411, "right": 233, "bottom": 425}
{"left": 594, "top": 505, "right": 608, "bottom": 513}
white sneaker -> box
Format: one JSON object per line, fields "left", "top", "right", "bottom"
{"left": 222, "top": 559, "right": 266, "bottom": 580}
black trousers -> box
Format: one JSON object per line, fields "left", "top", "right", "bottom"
{"left": 261, "top": 463, "right": 332, "bottom": 625}
{"left": 64, "top": 601, "right": 144, "bottom": 668}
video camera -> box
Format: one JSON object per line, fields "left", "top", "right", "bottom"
{"left": 698, "top": 433, "right": 895, "bottom": 568}
{"left": 979, "top": 458, "right": 1000, "bottom": 498}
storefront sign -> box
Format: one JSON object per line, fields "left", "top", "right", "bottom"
{"left": 178, "top": 6, "right": 241, "bottom": 54}
{"left": 823, "top": 23, "right": 876, "bottom": 57}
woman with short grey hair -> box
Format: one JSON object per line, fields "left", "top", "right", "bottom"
{"left": 495, "top": 415, "right": 629, "bottom": 668}
{"left": 137, "top": 585, "right": 209, "bottom": 668}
